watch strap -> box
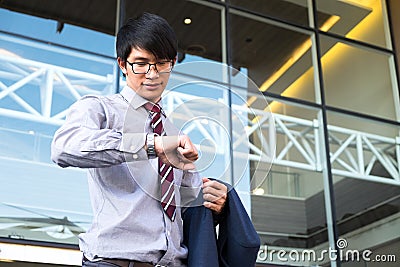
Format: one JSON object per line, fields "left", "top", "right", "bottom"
{"left": 146, "top": 133, "right": 157, "bottom": 159}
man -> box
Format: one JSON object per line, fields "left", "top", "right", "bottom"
{"left": 51, "top": 13, "right": 227, "bottom": 267}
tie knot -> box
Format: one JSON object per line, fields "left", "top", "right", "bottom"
{"left": 144, "top": 102, "right": 161, "bottom": 114}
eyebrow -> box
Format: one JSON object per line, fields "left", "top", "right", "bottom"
{"left": 131, "top": 57, "right": 151, "bottom": 62}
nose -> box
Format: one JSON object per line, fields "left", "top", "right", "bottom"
{"left": 146, "top": 64, "right": 159, "bottom": 79}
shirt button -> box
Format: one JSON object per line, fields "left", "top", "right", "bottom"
{"left": 167, "top": 230, "right": 171, "bottom": 236}
{"left": 132, "top": 154, "right": 138, "bottom": 159}
{"left": 130, "top": 145, "right": 135, "bottom": 151}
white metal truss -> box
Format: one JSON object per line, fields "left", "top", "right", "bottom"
{"left": 0, "top": 52, "right": 399, "bottom": 186}
{"left": 328, "top": 124, "right": 400, "bottom": 184}
{"left": 0, "top": 54, "right": 114, "bottom": 126}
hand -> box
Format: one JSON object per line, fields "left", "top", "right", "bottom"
{"left": 202, "top": 177, "right": 227, "bottom": 214}
{"left": 154, "top": 135, "right": 198, "bottom": 170}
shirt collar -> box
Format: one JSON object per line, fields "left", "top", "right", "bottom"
{"left": 120, "top": 86, "right": 163, "bottom": 109}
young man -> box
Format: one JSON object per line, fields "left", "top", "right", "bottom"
{"left": 51, "top": 13, "right": 227, "bottom": 267}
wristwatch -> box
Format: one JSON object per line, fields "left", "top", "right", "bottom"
{"left": 146, "top": 133, "right": 157, "bottom": 159}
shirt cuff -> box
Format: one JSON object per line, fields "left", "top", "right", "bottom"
{"left": 120, "top": 132, "right": 148, "bottom": 161}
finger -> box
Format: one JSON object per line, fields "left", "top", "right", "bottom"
{"left": 180, "top": 135, "right": 196, "bottom": 148}
{"left": 203, "top": 192, "right": 226, "bottom": 204}
{"left": 202, "top": 186, "right": 226, "bottom": 199}
{"left": 202, "top": 179, "right": 228, "bottom": 192}
{"left": 177, "top": 147, "right": 198, "bottom": 161}
{"left": 202, "top": 177, "right": 210, "bottom": 184}
{"left": 179, "top": 136, "right": 198, "bottom": 156}
{"left": 203, "top": 201, "right": 223, "bottom": 214}
{"left": 202, "top": 182, "right": 227, "bottom": 206}
{"left": 176, "top": 150, "right": 196, "bottom": 163}
{"left": 202, "top": 179, "right": 227, "bottom": 198}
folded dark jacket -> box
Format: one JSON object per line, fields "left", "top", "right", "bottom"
{"left": 183, "top": 181, "right": 260, "bottom": 267}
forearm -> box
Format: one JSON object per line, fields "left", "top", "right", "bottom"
{"left": 51, "top": 126, "right": 148, "bottom": 168}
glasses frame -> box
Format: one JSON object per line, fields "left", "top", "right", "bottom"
{"left": 126, "top": 60, "right": 174, "bottom": 74}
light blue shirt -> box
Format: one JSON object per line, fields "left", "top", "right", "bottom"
{"left": 51, "top": 86, "right": 202, "bottom": 266}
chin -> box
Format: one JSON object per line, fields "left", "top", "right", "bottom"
{"left": 145, "top": 94, "right": 162, "bottom": 103}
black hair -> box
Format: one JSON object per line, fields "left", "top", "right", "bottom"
{"left": 116, "top": 12, "right": 178, "bottom": 62}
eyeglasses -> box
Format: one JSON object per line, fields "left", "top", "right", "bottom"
{"left": 126, "top": 60, "right": 173, "bottom": 74}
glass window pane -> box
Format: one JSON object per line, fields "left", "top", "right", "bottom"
{"left": 229, "top": 0, "right": 311, "bottom": 27}
{"left": 125, "top": 0, "right": 223, "bottom": 63}
{"left": 230, "top": 11, "right": 318, "bottom": 103}
{"left": 253, "top": 165, "right": 330, "bottom": 265}
{"left": 332, "top": 176, "right": 400, "bottom": 265}
{"left": 0, "top": 8, "right": 115, "bottom": 56}
{"left": 0, "top": 159, "right": 91, "bottom": 244}
{"left": 388, "top": 0, "right": 400, "bottom": 81}
{"left": 250, "top": 99, "right": 330, "bottom": 265}
{"left": 328, "top": 113, "right": 400, "bottom": 266}
{"left": 0, "top": 13, "right": 116, "bottom": 245}
{"left": 316, "top": 0, "right": 391, "bottom": 49}
{"left": 320, "top": 35, "right": 399, "bottom": 121}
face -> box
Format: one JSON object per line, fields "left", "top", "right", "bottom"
{"left": 118, "top": 47, "right": 175, "bottom": 103}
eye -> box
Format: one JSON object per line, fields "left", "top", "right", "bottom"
{"left": 135, "top": 62, "right": 148, "bottom": 66}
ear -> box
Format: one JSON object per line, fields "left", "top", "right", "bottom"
{"left": 117, "top": 57, "right": 127, "bottom": 74}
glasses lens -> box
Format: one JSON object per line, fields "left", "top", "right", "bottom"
{"left": 156, "top": 61, "right": 172, "bottom": 73}
{"left": 133, "top": 63, "right": 148, "bottom": 74}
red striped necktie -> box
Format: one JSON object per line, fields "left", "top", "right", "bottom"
{"left": 144, "top": 102, "right": 176, "bottom": 221}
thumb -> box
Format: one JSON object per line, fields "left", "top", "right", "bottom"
{"left": 202, "top": 177, "right": 210, "bottom": 185}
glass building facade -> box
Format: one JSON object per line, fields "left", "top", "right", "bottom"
{"left": 0, "top": 0, "right": 399, "bottom": 266}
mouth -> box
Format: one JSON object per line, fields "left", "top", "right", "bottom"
{"left": 143, "top": 83, "right": 162, "bottom": 90}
